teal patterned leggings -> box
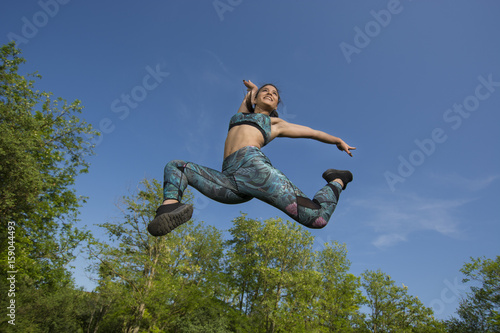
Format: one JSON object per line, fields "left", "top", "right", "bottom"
{"left": 163, "top": 146, "right": 341, "bottom": 228}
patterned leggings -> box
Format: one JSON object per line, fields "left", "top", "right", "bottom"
{"left": 163, "top": 146, "right": 342, "bottom": 229}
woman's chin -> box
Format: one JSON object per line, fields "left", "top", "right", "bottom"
{"left": 256, "top": 103, "right": 276, "bottom": 112}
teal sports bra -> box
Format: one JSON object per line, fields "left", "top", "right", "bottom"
{"left": 228, "top": 112, "right": 272, "bottom": 147}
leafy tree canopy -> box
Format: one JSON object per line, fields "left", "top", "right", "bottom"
{"left": 0, "top": 42, "right": 98, "bottom": 331}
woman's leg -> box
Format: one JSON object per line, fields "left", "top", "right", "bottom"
{"left": 148, "top": 159, "right": 252, "bottom": 236}
{"left": 163, "top": 159, "right": 252, "bottom": 204}
{"left": 233, "top": 155, "right": 344, "bottom": 229}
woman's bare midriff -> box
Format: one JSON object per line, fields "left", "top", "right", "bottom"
{"left": 224, "top": 125, "right": 266, "bottom": 158}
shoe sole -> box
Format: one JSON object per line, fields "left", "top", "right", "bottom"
{"left": 147, "top": 204, "right": 194, "bottom": 236}
{"left": 322, "top": 169, "right": 353, "bottom": 190}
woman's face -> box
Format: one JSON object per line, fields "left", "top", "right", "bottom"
{"left": 255, "top": 85, "right": 279, "bottom": 111}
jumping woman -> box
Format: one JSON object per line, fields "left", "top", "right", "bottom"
{"left": 147, "top": 80, "right": 355, "bottom": 236}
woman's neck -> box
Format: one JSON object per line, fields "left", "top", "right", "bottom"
{"left": 254, "top": 105, "right": 272, "bottom": 115}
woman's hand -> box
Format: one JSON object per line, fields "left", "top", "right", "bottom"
{"left": 237, "top": 80, "right": 259, "bottom": 113}
{"left": 336, "top": 140, "right": 356, "bottom": 157}
{"left": 243, "top": 80, "right": 258, "bottom": 103}
{"left": 243, "top": 79, "right": 258, "bottom": 92}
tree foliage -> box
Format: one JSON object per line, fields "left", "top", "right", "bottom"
{"left": 87, "top": 179, "right": 232, "bottom": 333}
{"left": 0, "top": 42, "right": 98, "bottom": 331}
{"left": 362, "top": 270, "right": 445, "bottom": 332}
{"left": 446, "top": 256, "right": 500, "bottom": 332}
{"left": 81, "top": 178, "right": 445, "bottom": 332}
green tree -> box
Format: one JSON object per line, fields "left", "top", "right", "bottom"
{"left": 225, "top": 215, "right": 367, "bottom": 333}
{"left": 315, "top": 241, "right": 366, "bottom": 332}
{"left": 0, "top": 42, "right": 97, "bottom": 331}
{"left": 361, "top": 270, "right": 444, "bottom": 332}
{"left": 446, "top": 256, "right": 500, "bottom": 333}
{"left": 87, "top": 179, "right": 231, "bottom": 333}
{"left": 225, "top": 215, "right": 320, "bottom": 332}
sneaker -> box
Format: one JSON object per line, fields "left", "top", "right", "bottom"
{"left": 147, "top": 203, "right": 194, "bottom": 236}
{"left": 322, "top": 169, "right": 353, "bottom": 190}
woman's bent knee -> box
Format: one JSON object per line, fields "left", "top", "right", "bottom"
{"left": 165, "top": 160, "right": 187, "bottom": 172}
{"left": 309, "top": 216, "right": 328, "bottom": 229}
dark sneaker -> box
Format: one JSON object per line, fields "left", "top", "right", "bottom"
{"left": 322, "top": 169, "right": 353, "bottom": 190}
{"left": 147, "top": 203, "right": 194, "bottom": 236}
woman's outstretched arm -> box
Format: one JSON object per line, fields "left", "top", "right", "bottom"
{"left": 274, "top": 118, "right": 356, "bottom": 157}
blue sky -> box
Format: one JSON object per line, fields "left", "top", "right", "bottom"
{"left": 2, "top": 0, "right": 499, "bottom": 320}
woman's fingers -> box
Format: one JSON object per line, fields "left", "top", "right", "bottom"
{"left": 338, "top": 143, "right": 356, "bottom": 157}
{"left": 346, "top": 146, "right": 356, "bottom": 157}
{"left": 243, "top": 79, "right": 257, "bottom": 91}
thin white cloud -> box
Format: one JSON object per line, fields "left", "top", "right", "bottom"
{"left": 373, "top": 233, "right": 407, "bottom": 248}
{"left": 350, "top": 191, "right": 473, "bottom": 249}
{"left": 432, "top": 173, "right": 500, "bottom": 192}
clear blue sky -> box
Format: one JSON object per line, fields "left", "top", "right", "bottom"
{"left": 2, "top": 0, "right": 499, "bottom": 320}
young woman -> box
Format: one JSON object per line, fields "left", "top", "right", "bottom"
{"left": 147, "top": 80, "right": 355, "bottom": 236}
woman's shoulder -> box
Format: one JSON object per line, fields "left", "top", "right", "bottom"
{"left": 271, "top": 116, "right": 285, "bottom": 125}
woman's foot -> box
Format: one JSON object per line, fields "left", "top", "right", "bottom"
{"left": 147, "top": 202, "right": 194, "bottom": 236}
{"left": 322, "top": 169, "right": 353, "bottom": 190}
